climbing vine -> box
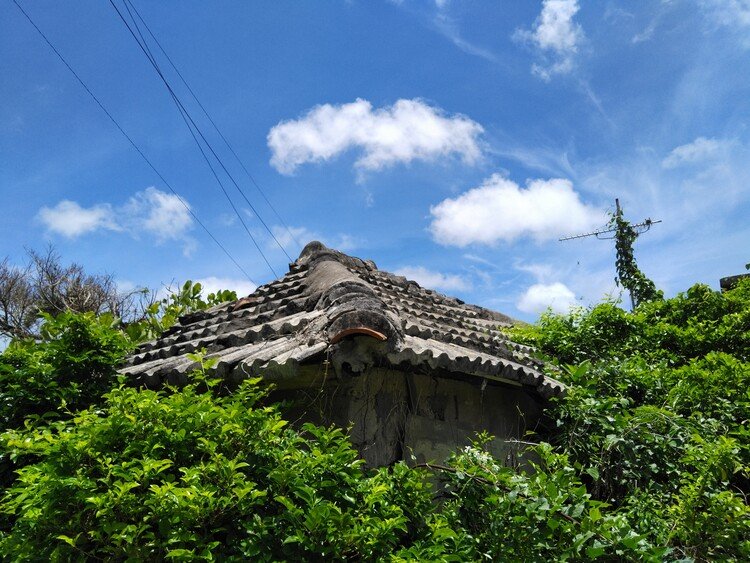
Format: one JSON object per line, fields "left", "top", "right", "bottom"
{"left": 611, "top": 205, "right": 662, "bottom": 308}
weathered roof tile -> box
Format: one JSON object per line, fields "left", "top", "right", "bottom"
{"left": 122, "top": 241, "right": 563, "bottom": 398}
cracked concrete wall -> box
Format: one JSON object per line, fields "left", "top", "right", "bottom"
{"left": 269, "top": 364, "right": 544, "bottom": 468}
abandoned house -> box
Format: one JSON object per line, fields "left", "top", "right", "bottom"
{"left": 121, "top": 241, "right": 564, "bottom": 467}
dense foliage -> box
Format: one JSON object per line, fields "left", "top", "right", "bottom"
{"left": 123, "top": 280, "right": 238, "bottom": 343}
{"left": 0, "top": 273, "right": 747, "bottom": 559}
{"left": 0, "top": 355, "right": 658, "bottom": 561}
{"left": 0, "top": 280, "right": 235, "bottom": 431}
{"left": 0, "top": 312, "right": 131, "bottom": 431}
{"left": 0, "top": 281, "right": 236, "bottom": 494}
{"left": 512, "top": 279, "right": 750, "bottom": 560}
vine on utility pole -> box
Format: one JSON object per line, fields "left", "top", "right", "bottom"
{"left": 560, "top": 199, "right": 663, "bottom": 309}
{"left": 610, "top": 200, "right": 663, "bottom": 308}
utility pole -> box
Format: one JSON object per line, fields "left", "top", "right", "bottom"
{"left": 559, "top": 199, "right": 662, "bottom": 309}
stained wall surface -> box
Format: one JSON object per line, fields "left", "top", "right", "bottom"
{"left": 270, "top": 365, "right": 544, "bottom": 467}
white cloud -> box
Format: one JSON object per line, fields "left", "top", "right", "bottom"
{"left": 269, "top": 225, "right": 315, "bottom": 252}
{"left": 395, "top": 265, "right": 471, "bottom": 292}
{"left": 267, "top": 98, "right": 483, "bottom": 174}
{"left": 38, "top": 188, "right": 195, "bottom": 253}
{"left": 123, "top": 187, "right": 193, "bottom": 242}
{"left": 432, "top": 11, "right": 499, "bottom": 62}
{"left": 114, "top": 279, "right": 140, "bottom": 294}
{"left": 487, "top": 142, "right": 575, "bottom": 178}
{"left": 700, "top": 0, "right": 750, "bottom": 29}
{"left": 462, "top": 254, "right": 498, "bottom": 268}
{"left": 429, "top": 174, "right": 605, "bottom": 247}
{"left": 517, "top": 282, "right": 576, "bottom": 314}
{"left": 515, "top": 0, "right": 584, "bottom": 80}
{"left": 697, "top": 1, "right": 750, "bottom": 48}
{"left": 514, "top": 261, "right": 556, "bottom": 282}
{"left": 661, "top": 137, "right": 727, "bottom": 168}
{"left": 37, "top": 200, "right": 118, "bottom": 238}
{"left": 468, "top": 265, "right": 493, "bottom": 287}
{"left": 333, "top": 233, "right": 359, "bottom": 252}
{"left": 194, "top": 276, "right": 257, "bottom": 299}
{"left": 218, "top": 213, "right": 237, "bottom": 227}
{"left": 632, "top": 23, "right": 657, "bottom": 44}
{"left": 390, "top": 0, "right": 497, "bottom": 62}
{"left": 530, "top": 0, "right": 582, "bottom": 52}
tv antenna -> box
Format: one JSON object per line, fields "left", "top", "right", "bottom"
{"left": 559, "top": 199, "right": 661, "bottom": 242}
{"left": 559, "top": 198, "right": 662, "bottom": 309}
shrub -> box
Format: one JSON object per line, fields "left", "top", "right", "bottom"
{"left": 510, "top": 279, "right": 750, "bottom": 560}
{"left": 0, "top": 312, "right": 132, "bottom": 431}
{"left": 2, "top": 271, "right": 748, "bottom": 559}
{"left": 1, "top": 356, "right": 663, "bottom": 561}
{"left": 0, "top": 356, "right": 435, "bottom": 560}
{"left": 429, "top": 440, "right": 663, "bottom": 560}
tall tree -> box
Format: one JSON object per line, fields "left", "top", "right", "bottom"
{"left": 0, "top": 247, "right": 150, "bottom": 340}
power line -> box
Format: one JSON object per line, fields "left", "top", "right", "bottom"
{"left": 114, "top": 0, "right": 279, "bottom": 278}
{"left": 109, "top": 0, "right": 281, "bottom": 278}
{"left": 124, "top": 0, "right": 302, "bottom": 253}
{"left": 116, "top": 3, "right": 291, "bottom": 269}
{"left": 109, "top": 0, "right": 294, "bottom": 270}
{"left": 10, "top": 0, "right": 257, "bottom": 286}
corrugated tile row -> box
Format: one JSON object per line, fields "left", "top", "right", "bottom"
{"left": 121, "top": 242, "right": 564, "bottom": 398}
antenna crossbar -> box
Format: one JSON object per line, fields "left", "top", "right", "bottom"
{"left": 559, "top": 219, "right": 661, "bottom": 242}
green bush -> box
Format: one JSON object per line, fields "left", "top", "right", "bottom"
{"left": 123, "top": 281, "right": 238, "bottom": 343}
{"left": 0, "top": 311, "right": 132, "bottom": 431}
{"left": 0, "top": 354, "right": 663, "bottom": 561}
{"left": 0, "top": 356, "right": 433, "bottom": 560}
{"left": 524, "top": 280, "right": 750, "bottom": 366}
{"left": 511, "top": 279, "right": 750, "bottom": 560}
{"left": 1, "top": 273, "right": 748, "bottom": 559}
{"left": 0, "top": 280, "right": 238, "bottom": 433}
{"left": 431, "top": 440, "right": 663, "bottom": 560}
{"left": 0, "top": 281, "right": 238, "bottom": 502}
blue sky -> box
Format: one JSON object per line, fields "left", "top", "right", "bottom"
{"left": 2, "top": 0, "right": 749, "bottom": 321}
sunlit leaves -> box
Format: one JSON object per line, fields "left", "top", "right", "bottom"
{"left": 512, "top": 278, "right": 750, "bottom": 560}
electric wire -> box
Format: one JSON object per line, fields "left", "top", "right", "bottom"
{"left": 113, "top": 0, "right": 279, "bottom": 278}
{"left": 109, "top": 0, "right": 294, "bottom": 267}
{"left": 124, "top": 0, "right": 302, "bottom": 252}
{"left": 172, "top": 92, "right": 282, "bottom": 278}
{"left": 114, "top": 0, "right": 289, "bottom": 269}
{"left": 110, "top": 0, "right": 279, "bottom": 277}
{"left": 10, "top": 0, "right": 257, "bottom": 286}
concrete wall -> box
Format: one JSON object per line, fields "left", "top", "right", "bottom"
{"left": 269, "top": 364, "right": 545, "bottom": 468}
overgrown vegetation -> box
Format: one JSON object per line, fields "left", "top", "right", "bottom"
{"left": 0, "top": 250, "right": 748, "bottom": 559}
{"left": 610, "top": 204, "right": 663, "bottom": 308}
{"left": 122, "top": 280, "right": 238, "bottom": 343}
{"left": 0, "top": 353, "right": 660, "bottom": 560}
{"left": 0, "top": 279, "right": 236, "bottom": 497}
{"left": 512, "top": 279, "right": 750, "bottom": 560}
{"left": 0, "top": 280, "right": 236, "bottom": 433}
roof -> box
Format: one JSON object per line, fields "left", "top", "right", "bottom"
{"left": 720, "top": 273, "right": 750, "bottom": 291}
{"left": 121, "top": 241, "right": 564, "bottom": 399}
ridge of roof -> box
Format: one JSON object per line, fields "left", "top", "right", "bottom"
{"left": 121, "top": 241, "right": 565, "bottom": 398}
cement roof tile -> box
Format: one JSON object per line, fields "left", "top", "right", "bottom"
{"left": 121, "top": 241, "right": 563, "bottom": 398}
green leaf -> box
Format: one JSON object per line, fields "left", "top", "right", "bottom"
{"left": 56, "top": 535, "right": 77, "bottom": 547}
